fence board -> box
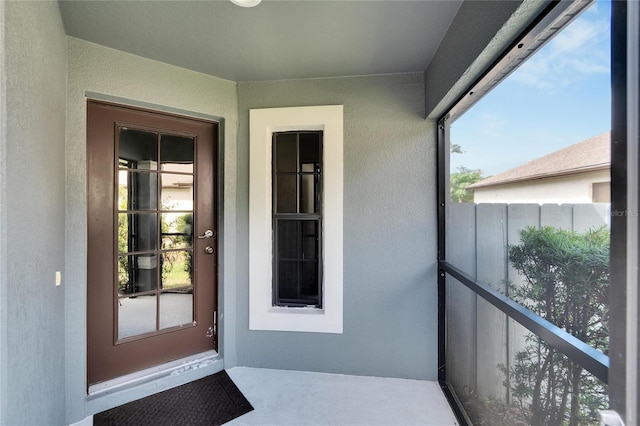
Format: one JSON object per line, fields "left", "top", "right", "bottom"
{"left": 475, "top": 204, "right": 508, "bottom": 401}
{"left": 506, "top": 204, "right": 541, "bottom": 402}
{"left": 573, "top": 203, "right": 610, "bottom": 232}
{"left": 540, "top": 204, "right": 573, "bottom": 230}
{"left": 446, "top": 203, "right": 478, "bottom": 395}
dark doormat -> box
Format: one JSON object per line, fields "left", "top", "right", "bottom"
{"left": 94, "top": 371, "right": 254, "bottom": 425}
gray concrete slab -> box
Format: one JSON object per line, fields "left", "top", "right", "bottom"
{"left": 226, "top": 367, "right": 458, "bottom": 425}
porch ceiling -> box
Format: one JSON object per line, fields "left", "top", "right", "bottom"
{"left": 58, "top": 0, "right": 462, "bottom": 82}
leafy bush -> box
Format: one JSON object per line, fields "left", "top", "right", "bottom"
{"left": 505, "top": 226, "right": 609, "bottom": 426}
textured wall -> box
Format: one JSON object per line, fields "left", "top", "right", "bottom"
{"left": 236, "top": 74, "right": 438, "bottom": 380}
{"left": 65, "top": 38, "right": 238, "bottom": 422}
{"left": 0, "top": 2, "right": 67, "bottom": 424}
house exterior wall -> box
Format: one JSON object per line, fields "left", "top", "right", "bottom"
{"left": 472, "top": 170, "right": 611, "bottom": 204}
{"left": 236, "top": 73, "right": 438, "bottom": 380}
{"left": 0, "top": 1, "right": 67, "bottom": 425}
{"left": 65, "top": 37, "right": 238, "bottom": 423}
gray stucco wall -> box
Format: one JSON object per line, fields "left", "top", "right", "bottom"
{"left": 0, "top": 1, "right": 68, "bottom": 424}
{"left": 236, "top": 74, "right": 438, "bottom": 380}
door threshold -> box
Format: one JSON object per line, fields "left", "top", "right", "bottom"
{"left": 88, "top": 350, "right": 220, "bottom": 399}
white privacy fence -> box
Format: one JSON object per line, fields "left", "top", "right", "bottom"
{"left": 445, "top": 203, "right": 611, "bottom": 402}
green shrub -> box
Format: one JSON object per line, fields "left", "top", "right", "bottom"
{"left": 506, "top": 226, "right": 609, "bottom": 426}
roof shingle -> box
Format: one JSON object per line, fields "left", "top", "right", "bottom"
{"left": 468, "top": 131, "right": 610, "bottom": 189}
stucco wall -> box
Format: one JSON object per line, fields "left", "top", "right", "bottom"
{"left": 0, "top": 2, "right": 67, "bottom": 424}
{"left": 472, "top": 170, "right": 611, "bottom": 203}
{"left": 65, "top": 37, "right": 238, "bottom": 422}
{"left": 236, "top": 73, "right": 438, "bottom": 380}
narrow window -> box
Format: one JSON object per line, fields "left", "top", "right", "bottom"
{"left": 272, "top": 131, "right": 323, "bottom": 307}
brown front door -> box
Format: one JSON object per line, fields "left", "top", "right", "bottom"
{"left": 87, "top": 101, "right": 218, "bottom": 387}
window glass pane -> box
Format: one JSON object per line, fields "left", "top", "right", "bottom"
{"left": 277, "top": 260, "right": 298, "bottom": 300}
{"left": 161, "top": 251, "right": 193, "bottom": 290}
{"left": 118, "top": 171, "right": 158, "bottom": 211}
{"left": 118, "top": 295, "right": 157, "bottom": 339}
{"left": 118, "top": 213, "right": 157, "bottom": 253}
{"left": 276, "top": 175, "right": 297, "bottom": 213}
{"left": 119, "top": 128, "right": 158, "bottom": 170}
{"left": 300, "top": 261, "right": 319, "bottom": 302}
{"left": 161, "top": 174, "right": 193, "bottom": 210}
{"left": 277, "top": 220, "right": 298, "bottom": 259}
{"left": 159, "top": 292, "right": 193, "bottom": 330}
{"left": 301, "top": 221, "right": 319, "bottom": 259}
{"left": 160, "top": 134, "right": 194, "bottom": 173}
{"left": 275, "top": 133, "right": 297, "bottom": 172}
{"left": 299, "top": 133, "right": 320, "bottom": 164}
{"left": 300, "top": 174, "right": 318, "bottom": 213}
{"left": 272, "top": 131, "right": 323, "bottom": 308}
{"left": 118, "top": 254, "right": 158, "bottom": 295}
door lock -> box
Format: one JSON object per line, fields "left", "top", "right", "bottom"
{"left": 205, "top": 246, "right": 214, "bottom": 254}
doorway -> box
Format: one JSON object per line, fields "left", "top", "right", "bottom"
{"left": 87, "top": 101, "right": 218, "bottom": 386}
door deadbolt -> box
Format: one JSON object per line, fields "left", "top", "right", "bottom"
{"left": 205, "top": 246, "right": 214, "bottom": 254}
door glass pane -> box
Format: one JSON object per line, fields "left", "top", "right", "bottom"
{"left": 161, "top": 174, "right": 193, "bottom": 210}
{"left": 118, "top": 295, "right": 157, "bottom": 339}
{"left": 275, "top": 133, "right": 297, "bottom": 172}
{"left": 119, "top": 171, "right": 158, "bottom": 211}
{"left": 118, "top": 213, "right": 157, "bottom": 253}
{"left": 161, "top": 213, "right": 193, "bottom": 249}
{"left": 276, "top": 175, "right": 297, "bottom": 213}
{"left": 119, "top": 128, "right": 158, "bottom": 170}
{"left": 118, "top": 254, "right": 158, "bottom": 295}
{"left": 161, "top": 251, "right": 193, "bottom": 290}
{"left": 159, "top": 292, "right": 193, "bottom": 330}
{"left": 161, "top": 134, "right": 194, "bottom": 173}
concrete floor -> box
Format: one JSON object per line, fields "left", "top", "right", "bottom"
{"left": 226, "top": 367, "right": 459, "bottom": 425}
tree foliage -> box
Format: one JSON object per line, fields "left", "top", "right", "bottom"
{"left": 450, "top": 166, "right": 483, "bottom": 203}
{"left": 506, "top": 226, "right": 609, "bottom": 426}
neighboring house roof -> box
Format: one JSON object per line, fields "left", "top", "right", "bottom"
{"left": 468, "top": 130, "right": 611, "bottom": 189}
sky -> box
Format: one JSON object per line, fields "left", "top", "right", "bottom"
{"left": 450, "top": 0, "right": 611, "bottom": 177}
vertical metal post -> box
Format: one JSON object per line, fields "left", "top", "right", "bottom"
{"left": 610, "top": 0, "right": 628, "bottom": 417}
{"left": 437, "top": 118, "right": 448, "bottom": 383}
{"left": 626, "top": 1, "right": 640, "bottom": 423}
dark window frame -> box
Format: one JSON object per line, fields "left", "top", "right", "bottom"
{"left": 272, "top": 131, "right": 324, "bottom": 308}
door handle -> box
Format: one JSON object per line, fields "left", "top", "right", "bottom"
{"left": 198, "top": 230, "right": 214, "bottom": 239}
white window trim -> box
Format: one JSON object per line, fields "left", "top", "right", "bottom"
{"left": 249, "top": 105, "right": 343, "bottom": 333}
